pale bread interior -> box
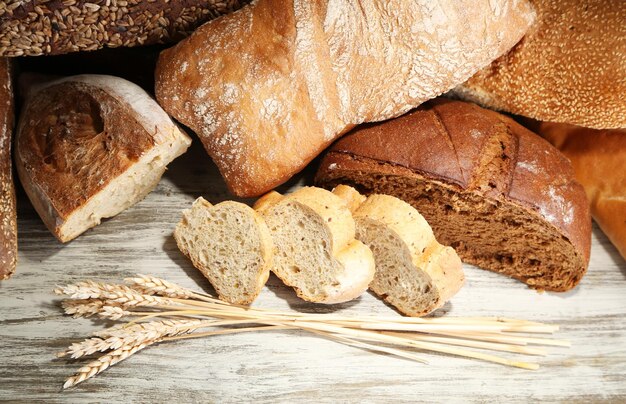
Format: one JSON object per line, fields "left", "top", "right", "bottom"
{"left": 58, "top": 136, "right": 189, "bottom": 242}
{"left": 174, "top": 198, "right": 272, "bottom": 305}
{"left": 356, "top": 217, "right": 440, "bottom": 316}
{"left": 258, "top": 188, "right": 375, "bottom": 304}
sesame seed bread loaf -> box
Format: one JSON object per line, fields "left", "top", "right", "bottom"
{"left": 174, "top": 197, "right": 273, "bottom": 305}
{"left": 333, "top": 186, "right": 464, "bottom": 316}
{"left": 453, "top": 0, "right": 626, "bottom": 129}
{"left": 254, "top": 187, "right": 375, "bottom": 304}
{"left": 16, "top": 74, "right": 191, "bottom": 242}
{"left": 0, "top": 58, "right": 16, "bottom": 280}
{"left": 525, "top": 121, "right": 626, "bottom": 261}
{"left": 155, "top": 0, "right": 535, "bottom": 197}
{"left": 0, "top": 0, "right": 248, "bottom": 57}
{"left": 316, "top": 99, "right": 592, "bottom": 292}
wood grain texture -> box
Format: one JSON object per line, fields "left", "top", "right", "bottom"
{"left": 1, "top": 140, "right": 625, "bottom": 402}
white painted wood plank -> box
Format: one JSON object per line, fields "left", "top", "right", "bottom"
{"left": 1, "top": 141, "right": 625, "bottom": 402}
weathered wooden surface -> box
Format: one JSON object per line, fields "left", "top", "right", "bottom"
{"left": 1, "top": 140, "right": 625, "bottom": 402}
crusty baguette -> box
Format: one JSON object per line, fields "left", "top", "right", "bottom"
{"left": 453, "top": 0, "right": 626, "bottom": 129}
{"left": 155, "top": 0, "right": 535, "bottom": 197}
{"left": 174, "top": 197, "right": 273, "bottom": 305}
{"left": 333, "top": 186, "right": 464, "bottom": 317}
{"left": 0, "top": 58, "right": 16, "bottom": 280}
{"left": 524, "top": 121, "right": 626, "bottom": 261}
{"left": 0, "top": 0, "right": 248, "bottom": 56}
{"left": 16, "top": 75, "right": 191, "bottom": 242}
{"left": 316, "top": 99, "right": 591, "bottom": 292}
{"left": 255, "top": 187, "right": 375, "bottom": 304}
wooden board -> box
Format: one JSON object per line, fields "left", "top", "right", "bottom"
{"left": 1, "top": 140, "right": 625, "bottom": 402}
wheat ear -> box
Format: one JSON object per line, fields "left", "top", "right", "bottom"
{"left": 63, "top": 341, "right": 152, "bottom": 389}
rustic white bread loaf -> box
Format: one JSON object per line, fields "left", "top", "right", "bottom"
{"left": 15, "top": 74, "right": 191, "bottom": 242}
{"left": 333, "top": 186, "right": 464, "bottom": 317}
{"left": 454, "top": 0, "right": 626, "bottom": 129}
{"left": 174, "top": 197, "right": 273, "bottom": 305}
{"left": 155, "top": 0, "right": 535, "bottom": 197}
{"left": 0, "top": 58, "right": 16, "bottom": 280}
{"left": 255, "top": 187, "right": 375, "bottom": 304}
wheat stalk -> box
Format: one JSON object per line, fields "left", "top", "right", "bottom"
{"left": 55, "top": 281, "right": 173, "bottom": 308}
{"left": 62, "top": 299, "right": 108, "bottom": 318}
{"left": 59, "top": 319, "right": 211, "bottom": 359}
{"left": 63, "top": 341, "right": 153, "bottom": 389}
{"left": 58, "top": 275, "right": 570, "bottom": 389}
{"left": 125, "top": 274, "right": 196, "bottom": 299}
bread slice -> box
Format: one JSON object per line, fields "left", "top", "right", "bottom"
{"left": 316, "top": 98, "right": 591, "bottom": 292}
{"left": 15, "top": 74, "right": 191, "bottom": 242}
{"left": 174, "top": 197, "right": 273, "bottom": 305}
{"left": 333, "top": 185, "right": 464, "bottom": 316}
{"left": 254, "top": 187, "right": 375, "bottom": 304}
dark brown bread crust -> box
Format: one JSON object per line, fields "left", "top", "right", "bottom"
{"left": 315, "top": 98, "right": 591, "bottom": 291}
{"left": 524, "top": 120, "right": 626, "bottom": 261}
{"left": 0, "top": 0, "right": 248, "bottom": 57}
{"left": 0, "top": 58, "right": 16, "bottom": 279}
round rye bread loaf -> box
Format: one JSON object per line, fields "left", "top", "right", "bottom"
{"left": 315, "top": 98, "right": 592, "bottom": 292}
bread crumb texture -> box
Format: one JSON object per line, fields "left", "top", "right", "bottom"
{"left": 174, "top": 198, "right": 272, "bottom": 305}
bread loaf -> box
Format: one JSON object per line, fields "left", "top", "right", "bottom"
{"left": 316, "top": 99, "right": 591, "bottom": 292}
{"left": 0, "top": 58, "right": 16, "bottom": 280}
{"left": 174, "top": 197, "right": 273, "bottom": 305}
{"left": 525, "top": 121, "right": 626, "bottom": 261}
{"left": 453, "top": 0, "right": 626, "bottom": 129}
{"left": 16, "top": 75, "right": 191, "bottom": 242}
{"left": 255, "top": 187, "right": 375, "bottom": 304}
{"left": 155, "top": 0, "right": 535, "bottom": 197}
{"left": 333, "top": 186, "right": 464, "bottom": 316}
{"left": 0, "top": 0, "right": 248, "bottom": 56}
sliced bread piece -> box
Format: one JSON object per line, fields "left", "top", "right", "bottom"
{"left": 15, "top": 74, "right": 191, "bottom": 242}
{"left": 174, "top": 197, "right": 273, "bottom": 305}
{"left": 333, "top": 185, "right": 464, "bottom": 317}
{"left": 254, "top": 187, "right": 375, "bottom": 304}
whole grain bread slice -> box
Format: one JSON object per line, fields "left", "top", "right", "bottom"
{"left": 333, "top": 186, "right": 464, "bottom": 316}
{"left": 174, "top": 197, "right": 273, "bottom": 305}
{"left": 255, "top": 187, "right": 375, "bottom": 304}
